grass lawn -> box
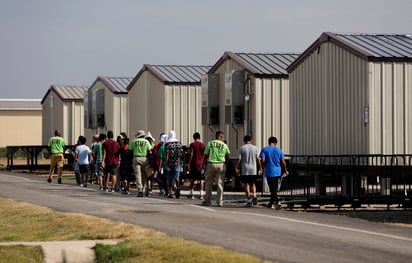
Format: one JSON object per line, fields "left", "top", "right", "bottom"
{"left": 0, "top": 198, "right": 268, "bottom": 263}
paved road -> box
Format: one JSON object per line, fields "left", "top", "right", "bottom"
{"left": 1, "top": 171, "right": 412, "bottom": 263}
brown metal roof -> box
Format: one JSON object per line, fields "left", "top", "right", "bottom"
{"left": 288, "top": 32, "right": 412, "bottom": 73}
{"left": 41, "top": 85, "right": 89, "bottom": 104}
{"left": 0, "top": 99, "right": 42, "bottom": 110}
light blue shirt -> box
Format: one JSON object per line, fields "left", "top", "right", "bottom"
{"left": 75, "top": 144, "right": 91, "bottom": 165}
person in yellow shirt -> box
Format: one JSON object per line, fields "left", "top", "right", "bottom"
{"left": 47, "top": 129, "right": 66, "bottom": 184}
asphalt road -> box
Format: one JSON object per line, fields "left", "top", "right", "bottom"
{"left": 1, "top": 171, "right": 412, "bottom": 263}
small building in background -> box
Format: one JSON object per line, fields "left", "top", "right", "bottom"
{"left": 204, "top": 52, "right": 300, "bottom": 155}
{"left": 41, "top": 85, "right": 88, "bottom": 145}
{"left": 84, "top": 76, "right": 132, "bottom": 141}
{"left": 288, "top": 32, "right": 412, "bottom": 155}
{"left": 127, "top": 64, "right": 210, "bottom": 145}
{"left": 0, "top": 99, "right": 42, "bottom": 147}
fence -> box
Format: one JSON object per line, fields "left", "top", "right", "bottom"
{"left": 276, "top": 155, "right": 412, "bottom": 209}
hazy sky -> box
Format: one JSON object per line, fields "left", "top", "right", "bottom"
{"left": 1, "top": 0, "right": 411, "bottom": 99}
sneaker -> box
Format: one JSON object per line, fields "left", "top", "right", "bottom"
{"left": 252, "top": 196, "right": 258, "bottom": 205}
{"left": 137, "top": 192, "right": 144, "bottom": 197}
{"left": 100, "top": 187, "right": 104, "bottom": 191}
{"left": 186, "top": 194, "right": 195, "bottom": 200}
{"left": 269, "top": 204, "right": 282, "bottom": 210}
{"left": 159, "top": 189, "right": 165, "bottom": 196}
{"left": 84, "top": 184, "right": 87, "bottom": 187}
{"left": 144, "top": 188, "right": 149, "bottom": 197}
{"left": 201, "top": 201, "right": 211, "bottom": 206}
{"left": 105, "top": 188, "right": 109, "bottom": 192}
{"left": 175, "top": 189, "right": 180, "bottom": 199}
{"left": 47, "top": 178, "right": 52, "bottom": 183}
{"left": 245, "top": 201, "right": 252, "bottom": 207}
{"left": 167, "top": 194, "right": 173, "bottom": 198}
{"left": 217, "top": 203, "right": 223, "bottom": 207}
{"left": 57, "top": 179, "right": 62, "bottom": 184}
{"left": 80, "top": 184, "right": 84, "bottom": 187}
{"left": 199, "top": 196, "right": 204, "bottom": 200}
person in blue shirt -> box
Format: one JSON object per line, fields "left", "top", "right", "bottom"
{"left": 259, "top": 137, "right": 288, "bottom": 210}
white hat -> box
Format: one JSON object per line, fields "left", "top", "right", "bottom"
{"left": 145, "top": 131, "right": 155, "bottom": 142}
{"left": 135, "top": 130, "right": 145, "bottom": 138}
{"left": 167, "top": 130, "right": 178, "bottom": 143}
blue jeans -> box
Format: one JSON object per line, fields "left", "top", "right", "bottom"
{"left": 167, "top": 165, "right": 181, "bottom": 180}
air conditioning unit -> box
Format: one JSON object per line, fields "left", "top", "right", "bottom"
{"left": 201, "top": 74, "right": 220, "bottom": 125}
{"left": 224, "top": 70, "right": 244, "bottom": 124}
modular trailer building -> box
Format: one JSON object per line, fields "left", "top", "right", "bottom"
{"left": 41, "top": 85, "right": 89, "bottom": 145}
{"left": 0, "top": 99, "right": 42, "bottom": 147}
{"left": 84, "top": 76, "right": 133, "bottom": 140}
{"left": 127, "top": 64, "right": 210, "bottom": 145}
{"left": 288, "top": 32, "right": 412, "bottom": 155}
{"left": 204, "top": 52, "right": 300, "bottom": 155}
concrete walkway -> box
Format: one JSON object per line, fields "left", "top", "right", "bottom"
{"left": 0, "top": 240, "right": 120, "bottom": 263}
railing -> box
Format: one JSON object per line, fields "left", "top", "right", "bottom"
{"left": 276, "top": 155, "right": 412, "bottom": 209}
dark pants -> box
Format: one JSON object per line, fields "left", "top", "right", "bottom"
{"left": 267, "top": 177, "right": 280, "bottom": 206}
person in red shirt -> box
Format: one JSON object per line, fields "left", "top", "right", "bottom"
{"left": 102, "top": 130, "right": 120, "bottom": 192}
{"left": 187, "top": 132, "right": 206, "bottom": 200}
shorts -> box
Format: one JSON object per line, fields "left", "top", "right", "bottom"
{"left": 79, "top": 164, "right": 90, "bottom": 175}
{"left": 96, "top": 163, "right": 104, "bottom": 177}
{"left": 166, "top": 165, "right": 180, "bottom": 180}
{"left": 240, "top": 175, "right": 258, "bottom": 184}
{"left": 105, "top": 164, "right": 118, "bottom": 176}
{"left": 187, "top": 170, "right": 205, "bottom": 181}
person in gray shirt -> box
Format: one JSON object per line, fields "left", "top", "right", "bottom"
{"left": 235, "top": 135, "right": 261, "bottom": 207}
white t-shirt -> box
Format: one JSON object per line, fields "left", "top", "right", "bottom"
{"left": 75, "top": 144, "right": 91, "bottom": 165}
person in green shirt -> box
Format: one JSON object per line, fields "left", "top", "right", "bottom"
{"left": 93, "top": 133, "right": 106, "bottom": 190}
{"left": 47, "top": 129, "right": 66, "bottom": 184}
{"left": 129, "top": 130, "right": 153, "bottom": 197}
{"left": 201, "top": 130, "right": 230, "bottom": 207}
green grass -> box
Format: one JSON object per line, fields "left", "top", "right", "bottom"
{"left": 0, "top": 198, "right": 269, "bottom": 263}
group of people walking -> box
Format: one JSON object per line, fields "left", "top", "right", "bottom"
{"left": 47, "top": 129, "right": 288, "bottom": 209}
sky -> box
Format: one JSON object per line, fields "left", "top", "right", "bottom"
{"left": 1, "top": 0, "right": 411, "bottom": 99}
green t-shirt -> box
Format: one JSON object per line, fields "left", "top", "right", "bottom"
{"left": 48, "top": 136, "right": 65, "bottom": 154}
{"left": 204, "top": 139, "right": 230, "bottom": 163}
{"left": 93, "top": 142, "right": 103, "bottom": 163}
{"left": 129, "top": 138, "right": 152, "bottom": 156}
{"left": 158, "top": 144, "right": 166, "bottom": 168}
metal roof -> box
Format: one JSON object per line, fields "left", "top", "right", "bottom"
{"left": 149, "top": 65, "right": 211, "bottom": 83}
{"left": 235, "top": 53, "right": 300, "bottom": 75}
{"left": 288, "top": 32, "right": 412, "bottom": 72}
{"left": 96, "top": 76, "right": 133, "bottom": 93}
{"left": 0, "top": 99, "right": 41, "bottom": 110}
{"left": 335, "top": 33, "right": 412, "bottom": 58}
{"left": 128, "top": 64, "right": 211, "bottom": 90}
{"left": 209, "top": 52, "right": 300, "bottom": 77}
{"left": 41, "top": 85, "right": 89, "bottom": 104}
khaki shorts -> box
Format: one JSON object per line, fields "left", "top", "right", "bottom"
{"left": 50, "top": 153, "right": 64, "bottom": 168}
